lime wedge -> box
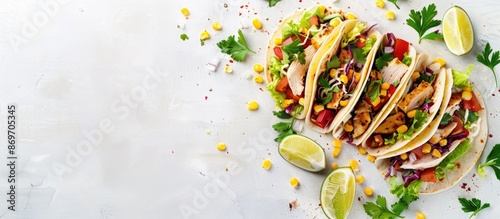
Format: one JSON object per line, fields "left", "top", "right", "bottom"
{"left": 442, "top": 6, "right": 474, "bottom": 55}
{"left": 320, "top": 167, "right": 356, "bottom": 219}
{"left": 278, "top": 134, "right": 326, "bottom": 172}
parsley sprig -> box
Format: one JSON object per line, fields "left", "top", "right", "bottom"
{"left": 388, "top": 0, "right": 400, "bottom": 9}
{"left": 272, "top": 111, "right": 296, "bottom": 142}
{"left": 406, "top": 3, "right": 443, "bottom": 43}
{"left": 477, "top": 42, "right": 500, "bottom": 87}
{"left": 266, "top": 0, "right": 281, "bottom": 7}
{"left": 458, "top": 197, "right": 491, "bottom": 218}
{"left": 477, "top": 144, "right": 500, "bottom": 179}
{"left": 217, "top": 29, "right": 256, "bottom": 62}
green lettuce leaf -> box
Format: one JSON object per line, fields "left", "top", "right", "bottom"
{"left": 452, "top": 64, "right": 474, "bottom": 89}
{"left": 299, "top": 7, "right": 322, "bottom": 29}
{"left": 435, "top": 139, "right": 472, "bottom": 179}
{"left": 268, "top": 56, "right": 283, "bottom": 77}
{"left": 343, "top": 22, "right": 367, "bottom": 47}
{"left": 282, "top": 21, "right": 300, "bottom": 39}
{"left": 362, "top": 37, "right": 377, "bottom": 55}
{"left": 399, "top": 110, "right": 428, "bottom": 140}
{"left": 267, "top": 74, "right": 286, "bottom": 108}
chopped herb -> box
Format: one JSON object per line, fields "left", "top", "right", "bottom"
{"left": 420, "top": 73, "right": 435, "bottom": 83}
{"left": 376, "top": 53, "right": 394, "bottom": 70}
{"left": 273, "top": 110, "right": 292, "bottom": 119}
{"left": 363, "top": 196, "right": 402, "bottom": 219}
{"left": 477, "top": 144, "right": 500, "bottom": 179}
{"left": 402, "top": 53, "right": 412, "bottom": 66}
{"left": 282, "top": 39, "right": 305, "bottom": 64}
{"left": 388, "top": 0, "right": 400, "bottom": 9}
{"left": 321, "top": 93, "right": 333, "bottom": 105}
{"left": 477, "top": 42, "right": 500, "bottom": 87}
{"left": 177, "top": 25, "right": 180, "bottom": 28}
{"left": 180, "top": 34, "right": 189, "bottom": 41}
{"left": 406, "top": 4, "right": 443, "bottom": 43}
{"left": 327, "top": 55, "right": 341, "bottom": 70}
{"left": 272, "top": 118, "right": 297, "bottom": 142}
{"left": 352, "top": 47, "right": 367, "bottom": 64}
{"left": 200, "top": 39, "right": 205, "bottom": 46}
{"left": 440, "top": 113, "right": 452, "bottom": 126}
{"left": 217, "top": 29, "right": 256, "bottom": 62}
{"left": 331, "top": 86, "right": 340, "bottom": 93}
{"left": 458, "top": 197, "right": 491, "bottom": 218}
{"left": 367, "top": 80, "right": 382, "bottom": 102}
{"left": 266, "top": 0, "right": 281, "bottom": 7}
{"left": 318, "top": 77, "right": 331, "bottom": 89}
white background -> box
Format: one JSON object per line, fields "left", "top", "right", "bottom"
{"left": 0, "top": 0, "right": 499, "bottom": 218}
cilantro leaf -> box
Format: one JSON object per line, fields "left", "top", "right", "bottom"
{"left": 363, "top": 195, "right": 402, "bottom": 219}
{"left": 477, "top": 42, "right": 500, "bottom": 87}
{"left": 367, "top": 80, "right": 382, "bottom": 102}
{"left": 388, "top": 0, "right": 400, "bottom": 9}
{"left": 389, "top": 178, "right": 422, "bottom": 214}
{"left": 478, "top": 144, "right": 500, "bottom": 179}
{"left": 266, "top": 0, "right": 281, "bottom": 7}
{"left": 273, "top": 110, "right": 292, "bottom": 119}
{"left": 318, "top": 77, "right": 331, "bottom": 89}
{"left": 217, "top": 29, "right": 256, "bottom": 62}
{"left": 376, "top": 53, "right": 394, "bottom": 70}
{"left": 327, "top": 55, "right": 341, "bottom": 71}
{"left": 282, "top": 39, "right": 306, "bottom": 64}
{"left": 406, "top": 4, "right": 443, "bottom": 43}
{"left": 352, "top": 47, "right": 367, "bottom": 64}
{"left": 440, "top": 113, "right": 452, "bottom": 126}
{"left": 180, "top": 34, "right": 189, "bottom": 41}
{"left": 458, "top": 198, "right": 491, "bottom": 218}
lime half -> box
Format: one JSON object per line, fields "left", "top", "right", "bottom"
{"left": 278, "top": 134, "right": 326, "bottom": 172}
{"left": 320, "top": 167, "right": 356, "bottom": 219}
{"left": 442, "top": 6, "right": 474, "bottom": 55}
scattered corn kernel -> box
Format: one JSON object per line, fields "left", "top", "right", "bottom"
{"left": 432, "top": 149, "right": 442, "bottom": 158}
{"left": 200, "top": 30, "right": 210, "bottom": 40}
{"left": 344, "top": 121, "right": 354, "bottom": 132}
{"left": 434, "top": 58, "right": 446, "bottom": 67}
{"left": 364, "top": 187, "right": 374, "bottom": 196}
{"left": 339, "top": 75, "right": 348, "bottom": 84}
{"left": 212, "top": 22, "right": 222, "bottom": 31}
{"left": 412, "top": 71, "right": 420, "bottom": 81}
{"left": 281, "top": 99, "right": 294, "bottom": 109}
{"left": 397, "top": 125, "right": 408, "bottom": 134}
{"left": 371, "top": 97, "right": 381, "bottom": 107}
{"left": 330, "top": 18, "right": 341, "bottom": 27}
{"left": 331, "top": 163, "right": 339, "bottom": 170}
{"left": 354, "top": 73, "right": 361, "bottom": 83}
{"left": 332, "top": 147, "right": 341, "bottom": 157}
{"left": 347, "top": 13, "right": 356, "bottom": 20}
{"left": 329, "top": 69, "right": 338, "bottom": 78}
{"left": 358, "top": 145, "right": 367, "bottom": 155}
{"left": 252, "top": 18, "right": 263, "bottom": 29}
{"left": 407, "top": 109, "right": 417, "bottom": 118}
{"left": 262, "top": 159, "right": 272, "bottom": 170}
{"left": 385, "top": 11, "right": 395, "bottom": 20}
{"left": 400, "top": 153, "right": 408, "bottom": 160}
{"left": 356, "top": 175, "right": 365, "bottom": 184}
{"left": 462, "top": 86, "right": 472, "bottom": 92}
{"left": 340, "top": 99, "right": 349, "bottom": 107}
{"left": 333, "top": 139, "right": 342, "bottom": 148}
{"left": 313, "top": 104, "right": 325, "bottom": 115}
{"left": 247, "top": 100, "right": 259, "bottom": 111}
{"left": 375, "top": 0, "right": 385, "bottom": 8}
{"left": 299, "top": 98, "right": 305, "bottom": 106}
{"left": 422, "top": 143, "right": 432, "bottom": 154}
{"left": 380, "top": 89, "right": 388, "bottom": 97}
{"left": 224, "top": 64, "right": 232, "bottom": 73}
{"left": 367, "top": 155, "right": 376, "bottom": 163}
{"left": 275, "top": 37, "right": 283, "bottom": 45}
{"left": 416, "top": 212, "right": 426, "bottom": 219}
{"left": 290, "top": 177, "right": 300, "bottom": 187}
{"left": 253, "top": 63, "right": 264, "bottom": 73}
{"left": 439, "top": 139, "right": 448, "bottom": 147}
{"left": 181, "top": 7, "right": 190, "bottom": 16}
{"left": 217, "top": 142, "right": 226, "bottom": 151}
{"left": 349, "top": 159, "right": 359, "bottom": 171}
{"left": 462, "top": 90, "right": 472, "bottom": 101}
{"left": 254, "top": 75, "right": 264, "bottom": 84}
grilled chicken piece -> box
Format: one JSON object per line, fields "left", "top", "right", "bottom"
{"left": 338, "top": 49, "right": 351, "bottom": 67}
{"left": 380, "top": 58, "right": 409, "bottom": 85}
{"left": 374, "top": 112, "right": 406, "bottom": 134}
{"left": 370, "top": 69, "right": 382, "bottom": 80}
{"left": 353, "top": 112, "right": 371, "bottom": 138}
{"left": 311, "top": 26, "right": 333, "bottom": 49}
{"left": 288, "top": 45, "right": 318, "bottom": 96}
{"left": 429, "top": 122, "right": 457, "bottom": 144}
{"left": 397, "top": 81, "right": 434, "bottom": 113}
{"left": 354, "top": 100, "right": 372, "bottom": 114}
{"left": 448, "top": 93, "right": 462, "bottom": 109}
{"left": 326, "top": 91, "right": 343, "bottom": 110}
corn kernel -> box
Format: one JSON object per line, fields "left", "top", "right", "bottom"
{"left": 217, "top": 142, "right": 226, "bottom": 151}
{"left": 462, "top": 87, "right": 472, "bottom": 92}
{"left": 380, "top": 89, "right": 387, "bottom": 97}
{"left": 262, "top": 159, "right": 272, "bottom": 170}
{"left": 340, "top": 99, "right": 349, "bottom": 107}
{"left": 375, "top": 0, "right": 385, "bottom": 8}
{"left": 200, "top": 30, "right": 210, "bottom": 40}
{"left": 412, "top": 71, "right": 420, "bottom": 81}
{"left": 212, "top": 22, "right": 222, "bottom": 31}
{"left": 462, "top": 91, "right": 472, "bottom": 101}
{"left": 313, "top": 104, "right": 325, "bottom": 115}
{"left": 371, "top": 97, "right": 381, "bottom": 107}
{"left": 329, "top": 69, "right": 338, "bottom": 78}
{"left": 275, "top": 37, "right": 283, "bottom": 45}
{"left": 358, "top": 145, "right": 367, "bottom": 155}
{"left": 330, "top": 18, "right": 341, "bottom": 27}
{"left": 281, "top": 99, "right": 294, "bottom": 109}
{"left": 253, "top": 63, "right": 264, "bottom": 73}
{"left": 333, "top": 139, "right": 342, "bottom": 148}
{"left": 254, "top": 75, "right": 264, "bottom": 84}
{"left": 247, "top": 100, "right": 259, "bottom": 111}
{"left": 339, "top": 75, "right": 348, "bottom": 84}
{"left": 397, "top": 125, "right": 408, "bottom": 134}
{"left": 181, "top": 7, "right": 190, "bottom": 16}
{"left": 422, "top": 143, "right": 432, "bottom": 154}
{"left": 331, "top": 163, "right": 339, "bottom": 170}
{"left": 364, "top": 187, "right": 374, "bottom": 196}
{"left": 380, "top": 82, "right": 389, "bottom": 90}
{"left": 252, "top": 18, "right": 263, "bottom": 29}
{"left": 432, "top": 149, "right": 442, "bottom": 158}
{"left": 344, "top": 121, "right": 354, "bottom": 132}
{"left": 434, "top": 58, "right": 446, "bottom": 67}
{"left": 416, "top": 212, "right": 426, "bottom": 219}
{"left": 400, "top": 153, "right": 408, "bottom": 160}
{"left": 290, "top": 177, "right": 300, "bottom": 187}
{"left": 347, "top": 13, "right": 356, "bottom": 20}
{"left": 356, "top": 175, "right": 365, "bottom": 184}
{"left": 386, "top": 11, "right": 395, "bottom": 20}
{"left": 367, "top": 155, "right": 376, "bottom": 163}
{"left": 349, "top": 159, "right": 359, "bottom": 171}
{"left": 354, "top": 73, "right": 361, "bottom": 83}
{"left": 299, "top": 98, "right": 305, "bottom": 106}
{"left": 429, "top": 137, "right": 441, "bottom": 145}
{"left": 332, "top": 147, "right": 341, "bottom": 157}
{"left": 224, "top": 65, "right": 232, "bottom": 73}
{"left": 299, "top": 27, "right": 307, "bottom": 34}
{"left": 407, "top": 109, "right": 417, "bottom": 118}
{"left": 439, "top": 139, "right": 448, "bottom": 147}
{"left": 318, "top": 5, "right": 326, "bottom": 14}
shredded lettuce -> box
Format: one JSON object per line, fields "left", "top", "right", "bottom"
{"left": 389, "top": 177, "right": 422, "bottom": 215}
{"left": 435, "top": 139, "right": 472, "bottom": 179}
{"left": 269, "top": 56, "right": 283, "bottom": 77}
{"left": 452, "top": 64, "right": 474, "bottom": 89}
{"left": 343, "top": 22, "right": 367, "bottom": 47}
{"left": 362, "top": 37, "right": 377, "bottom": 55}
{"left": 299, "top": 7, "right": 322, "bottom": 29}
{"left": 267, "top": 74, "right": 286, "bottom": 108}
{"left": 282, "top": 21, "right": 301, "bottom": 39}
{"left": 400, "top": 110, "right": 428, "bottom": 140}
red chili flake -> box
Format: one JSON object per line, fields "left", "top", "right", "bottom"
{"left": 240, "top": 5, "right": 244, "bottom": 8}
{"left": 358, "top": 197, "right": 361, "bottom": 201}
{"left": 489, "top": 134, "right": 493, "bottom": 138}
{"left": 239, "top": 12, "right": 242, "bottom": 16}
{"left": 205, "top": 96, "right": 208, "bottom": 100}
{"left": 461, "top": 183, "right": 467, "bottom": 189}
{"left": 279, "top": 19, "right": 282, "bottom": 23}
{"left": 229, "top": 60, "right": 234, "bottom": 63}
{"left": 493, "top": 94, "right": 496, "bottom": 96}
{"left": 473, "top": 174, "right": 476, "bottom": 177}
{"left": 467, "top": 187, "right": 471, "bottom": 192}
{"left": 259, "top": 88, "right": 264, "bottom": 91}
{"left": 299, "top": 0, "right": 302, "bottom": 2}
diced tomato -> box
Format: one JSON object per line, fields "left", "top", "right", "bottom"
{"left": 355, "top": 34, "right": 367, "bottom": 48}
{"left": 285, "top": 87, "right": 301, "bottom": 102}
{"left": 275, "top": 76, "right": 289, "bottom": 93}
{"left": 365, "top": 136, "right": 376, "bottom": 148}
{"left": 388, "top": 84, "right": 396, "bottom": 97}
{"left": 421, "top": 167, "right": 437, "bottom": 183}
{"left": 392, "top": 38, "right": 410, "bottom": 61}
{"left": 282, "top": 36, "right": 295, "bottom": 46}
{"left": 309, "top": 15, "right": 319, "bottom": 27}
{"left": 462, "top": 91, "right": 484, "bottom": 112}
{"left": 298, "top": 35, "right": 311, "bottom": 48}
{"left": 314, "top": 109, "right": 335, "bottom": 128}
{"left": 411, "top": 148, "right": 425, "bottom": 159}
{"left": 274, "top": 47, "right": 283, "bottom": 60}
{"left": 451, "top": 116, "right": 465, "bottom": 136}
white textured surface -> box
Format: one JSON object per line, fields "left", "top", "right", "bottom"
{"left": 0, "top": 0, "right": 499, "bottom": 218}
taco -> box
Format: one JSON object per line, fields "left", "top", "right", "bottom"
{"left": 265, "top": 5, "right": 355, "bottom": 119}
{"left": 363, "top": 54, "right": 447, "bottom": 156}
{"left": 305, "top": 20, "right": 380, "bottom": 134}
{"left": 332, "top": 33, "right": 417, "bottom": 145}
{"left": 375, "top": 67, "right": 487, "bottom": 194}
